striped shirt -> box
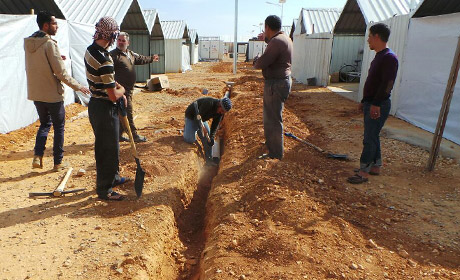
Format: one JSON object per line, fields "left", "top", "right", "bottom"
{"left": 84, "top": 42, "right": 115, "bottom": 100}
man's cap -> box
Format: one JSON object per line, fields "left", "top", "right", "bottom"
{"left": 220, "top": 97, "right": 232, "bottom": 112}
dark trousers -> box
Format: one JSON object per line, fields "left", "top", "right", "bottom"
{"left": 33, "top": 101, "right": 65, "bottom": 165}
{"left": 88, "top": 98, "right": 120, "bottom": 197}
{"left": 263, "top": 77, "right": 292, "bottom": 159}
{"left": 119, "top": 91, "right": 137, "bottom": 136}
{"left": 360, "top": 100, "right": 391, "bottom": 172}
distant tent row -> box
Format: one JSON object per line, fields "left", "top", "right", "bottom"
{"left": 292, "top": 0, "right": 460, "bottom": 145}
{"left": 0, "top": 0, "right": 199, "bottom": 133}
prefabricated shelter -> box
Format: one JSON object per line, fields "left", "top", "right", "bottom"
{"left": 394, "top": 0, "right": 460, "bottom": 145}
{"left": 291, "top": 8, "right": 341, "bottom": 86}
{"left": 161, "top": 20, "right": 191, "bottom": 73}
{"left": 143, "top": 9, "right": 166, "bottom": 74}
{"left": 199, "top": 37, "right": 224, "bottom": 61}
{"left": 247, "top": 40, "right": 267, "bottom": 60}
{"left": 188, "top": 29, "right": 199, "bottom": 64}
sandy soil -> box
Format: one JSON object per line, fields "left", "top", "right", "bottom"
{"left": 0, "top": 59, "right": 459, "bottom": 280}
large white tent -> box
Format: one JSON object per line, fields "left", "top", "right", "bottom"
{"left": 161, "top": 20, "right": 191, "bottom": 73}
{"left": 395, "top": 1, "right": 460, "bottom": 145}
{"left": 291, "top": 8, "right": 341, "bottom": 86}
{"left": 0, "top": 14, "right": 76, "bottom": 133}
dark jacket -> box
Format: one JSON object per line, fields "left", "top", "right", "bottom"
{"left": 185, "top": 97, "right": 223, "bottom": 138}
{"left": 110, "top": 48, "right": 154, "bottom": 90}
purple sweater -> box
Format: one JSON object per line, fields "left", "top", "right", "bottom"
{"left": 254, "top": 31, "right": 293, "bottom": 79}
{"left": 362, "top": 48, "right": 399, "bottom": 106}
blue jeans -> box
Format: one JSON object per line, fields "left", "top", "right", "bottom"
{"left": 183, "top": 117, "right": 212, "bottom": 160}
{"left": 88, "top": 98, "right": 120, "bottom": 197}
{"left": 33, "top": 101, "right": 65, "bottom": 165}
{"left": 263, "top": 77, "right": 292, "bottom": 159}
{"left": 360, "top": 100, "right": 391, "bottom": 172}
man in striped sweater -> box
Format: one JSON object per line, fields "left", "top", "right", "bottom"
{"left": 84, "top": 17, "right": 128, "bottom": 201}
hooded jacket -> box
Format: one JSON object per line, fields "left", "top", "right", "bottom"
{"left": 24, "top": 31, "right": 81, "bottom": 103}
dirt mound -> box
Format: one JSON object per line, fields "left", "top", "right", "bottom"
{"left": 210, "top": 62, "right": 233, "bottom": 73}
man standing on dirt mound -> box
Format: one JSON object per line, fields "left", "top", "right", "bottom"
{"left": 183, "top": 97, "right": 232, "bottom": 166}
{"left": 25, "top": 11, "right": 91, "bottom": 172}
{"left": 254, "top": 15, "right": 293, "bottom": 160}
{"left": 84, "top": 17, "right": 129, "bottom": 201}
{"left": 110, "top": 32, "right": 159, "bottom": 143}
{"left": 347, "top": 23, "right": 398, "bottom": 184}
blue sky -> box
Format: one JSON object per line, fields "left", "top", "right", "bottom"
{"left": 138, "top": 0, "right": 347, "bottom": 41}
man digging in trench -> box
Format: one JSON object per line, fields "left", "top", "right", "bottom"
{"left": 183, "top": 97, "right": 232, "bottom": 166}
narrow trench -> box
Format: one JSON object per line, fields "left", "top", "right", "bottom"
{"left": 176, "top": 141, "right": 221, "bottom": 280}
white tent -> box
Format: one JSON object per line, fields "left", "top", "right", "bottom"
{"left": 395, "top": 2, "right": 460, "bottom": 145}
{"left": 161, "top": 20, "right": 191, "bottom": 73}
{"left": 0, "top": 15, "right": 79, "bottom": 133}
{"left": 292, "top": 8, "right": 341, "bottom": 86}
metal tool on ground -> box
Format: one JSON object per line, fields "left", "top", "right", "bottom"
{"left": 119, "top": 100, "right": 146, "bottom": 198}
{"left": 29, "top": 167, "right": 85, "bottom": 197}
{"left": 284, "top": 132, "right": 348, "bottom": 160}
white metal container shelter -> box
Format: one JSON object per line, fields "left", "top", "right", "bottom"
{"left": 292, "top": 8, "right": 341, "bottom": 86}
{"left": 161, "top": 20, "right": 191, "bottom": 73}
{"left": 188, "top": 29, "right": 199, "bottom": 65}
{"left": 143, "top": 9, "right": 165, "bottom": 74}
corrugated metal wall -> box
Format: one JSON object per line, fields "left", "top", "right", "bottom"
{"left": 129, "top": 31, "right": 151, "bottom": 82}
{"left": 358, "top": 14, "right": 411, "bottom": 114}
{"left": 330, "top": 35, "right": 365, "bottom": 74}
{"left": 292, "top": 33, "right": 334, "bottom": 86}
{"left": 165, "top": 39, "right": 183, "bottom": 73}
{"left": 150, "top": 39, "right": 165, "bottom": 74}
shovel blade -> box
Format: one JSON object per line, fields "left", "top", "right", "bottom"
{"left": 134, "top": 157, "right": 146, "bottom": 198}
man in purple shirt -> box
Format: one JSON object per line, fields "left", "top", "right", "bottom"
{"left": 254, "top": 15, "right": 293, "bottom": 160}
{"left": 348, "top": 23, "right": 399, "bottom": 184}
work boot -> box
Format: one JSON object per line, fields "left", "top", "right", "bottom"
{"left": 133, "top": 134, "right": 147, "bottom": 143}
{"left": 119, "top": 135, "right": 130, "bottom": 142}
{"left": 32, "top": 155, "right": 43, "bottom": 169}
{"left": 53, "top": 161, "right": 69, "bottom": 172}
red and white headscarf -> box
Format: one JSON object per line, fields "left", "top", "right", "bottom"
{"left": 93, "top": 16, "right": 120, "bottom": 41}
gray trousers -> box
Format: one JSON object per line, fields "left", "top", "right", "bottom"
{"left": 263, "top": 77, "right": 292, "bottom": 159}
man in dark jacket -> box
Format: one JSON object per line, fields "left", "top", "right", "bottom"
{"left": 110, "top": 32, "right": 159, "bottom": 143}
{"left": 254, "top": 15, "right": 293, "bottom": 160}
{"left": 347, "top": 23, "right": 398, "bottom": 184}
{"left": 184, "top": 97, "right": 232, "bottom": 164}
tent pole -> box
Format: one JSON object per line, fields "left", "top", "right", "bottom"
{"left": 427, "top": 36, "right": 460, "bottom": 171}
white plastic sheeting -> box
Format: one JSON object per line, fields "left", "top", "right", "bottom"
{"left": 358, "top": 14, "right": 411, "bottom": 115}
{"left": 291, "top": 33, "right": 334, "bottom": 86}
{"left": 190, "top": 44, "right": 199, "bottom": 64}
{"left": 0, "top": 15, "right": 76, "bottom": 133}
{"left": 396, "top": 13, "right": 460, "bottom": 145}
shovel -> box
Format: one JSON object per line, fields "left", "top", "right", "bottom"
{"left": 119, "top": 100, "right": 146, "bottom": 198}
{"left": 284, "top": 132, "right": 348, "bottom": 160}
